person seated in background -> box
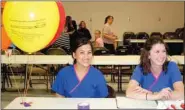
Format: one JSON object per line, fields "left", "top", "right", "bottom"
{"left": 94, "top": 30, "right": 104, "bottom": 48}
{"left": 41, "top": 16, "right": 74, "bottom": 54}
{"left": 77, "top": 21, "right": 92, "bottom": 40}
{"left": 52, "top": 32, "right": 108, "bottom": 98}
{"left": 126, "top": 36, "right": 184, "bottom": 100}
{"left": 51, "top": 27, "right": 71, "bottom": 54}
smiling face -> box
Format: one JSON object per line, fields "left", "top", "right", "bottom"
{"left": 148, "top": 43, "right": 167, "bottom": 67}
{"left": 73, "top": 44, "right": 93, "bottom": 67}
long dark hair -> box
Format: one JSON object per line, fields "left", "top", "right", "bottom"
{"left": 104, "top": 15, "right": 113, "bottom": 24}
{"left": 72, "top": 20, "right": 77, "bottom": 31}
{"left": 65, "top": 16, "right": 74, "bottom": 32}
{"left": 70, "top": 31, "right": 93, "bottom": 64}
{"left": 140, "top": 36, "right": 169, "bottom": 75}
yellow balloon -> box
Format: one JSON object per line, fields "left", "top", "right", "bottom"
{"left": 3, "top": 1, "right": 60, "bottom": 53}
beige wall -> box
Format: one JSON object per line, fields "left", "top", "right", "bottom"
{"left": 62, "top": 2, "right": 184, "bottom": 41}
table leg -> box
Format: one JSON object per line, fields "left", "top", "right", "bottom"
{"left": 117, "top": 65, "right": 121, "bottom": 92}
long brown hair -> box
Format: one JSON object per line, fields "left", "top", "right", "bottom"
{"left": 140, "top": 36, "right": 169, "bottom": 75}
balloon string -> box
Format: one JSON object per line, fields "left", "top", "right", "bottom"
{"left": 24, "top": 64, "right": 33, "bottom": 97}
{"left": 9, "top": 66, "right": 24, "bottom": 103}
{"left": 23, "top": 61, "right": 28, "bottom": 97}
{"left": 23, "top": 54, "right": 33, "bottom": 98}
{"left": 8, "top": 55, "right": 24, "bottom": 103}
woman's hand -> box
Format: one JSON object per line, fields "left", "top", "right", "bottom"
{"left": 156, "top": 87, "right": 172, "bottom": 100}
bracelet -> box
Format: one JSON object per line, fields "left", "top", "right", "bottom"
{"left": 146, "top": 93, "right": 148, "bottom": 100}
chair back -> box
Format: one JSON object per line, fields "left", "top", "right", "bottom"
{"left": 34, "top": 51, "right": 45, "bottom": 55}
{"left": 136, "top": 32, "right": 149, "bottom": 39}
{"left": 115, "top": 46, "right": 128, "bottom": 55}
{"left": 47, "top": 48, "right": 67, "bottom": 55}
{"left": 150, "top": 32, "right": 162, "bottom": 37}
{"left": 175, "top": 28, "right": 184, "bottom": 39}
{"left": 93, "top": 47, "right": 110, "bottom": 55}
{"left": 135, "top": 32, "right": 149, "bottom": 52}
{"left": 163, "top": 32, "right": 177, "bottom": 39}
{"left": 123, "top": 32, "right": 136, "bottom": 45}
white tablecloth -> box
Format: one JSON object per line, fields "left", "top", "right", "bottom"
{"left": 2, "top": 55, "right": 141, "bottom": 65}
{"left": 129, "top": 39, "right": 183, "bottom": 43}
{"left": 116, "top": 97, "right": 157, "bottom": 109}
{"left": 2, "top": 55, "right": 183, "bottom": 65}
{"left": 4, "top": 97, "right": 117, "bottom": 109}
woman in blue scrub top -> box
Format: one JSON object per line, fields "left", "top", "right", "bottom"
{"left": 126, "top": 36, "right": 184, "bottom": 100}
{"left": 52, "top": 32, "right": 108, "bottom": 98}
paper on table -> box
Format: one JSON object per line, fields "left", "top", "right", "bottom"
{"left": 116, "top": 97, "right": 157, "bottom": 109}
{"left": 157, "top": 100, "right": 184, "bottom": 109}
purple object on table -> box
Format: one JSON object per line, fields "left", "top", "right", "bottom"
{"left": 24, "top": 102, "right": 31, "bottom": 107}
{"left": 78, "top": 102, "right": 90, "bottom": 110}
{"left": 20, "top": 102, "right": 31, "bottom": 107}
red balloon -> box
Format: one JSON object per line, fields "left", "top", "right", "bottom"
{"left": 46, "top": 1, "right": 66, "bottom": 47}
{"left": 1, "top": 5, "right": 11, "bottom": 51}
{"left": 1, "top": 26, "right": 11, "bottom": 51}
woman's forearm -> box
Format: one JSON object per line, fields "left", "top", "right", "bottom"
{"left": 126, "top": 90, "right": 157, "bottom": 100}
{"left": 170, "top": 90, "right": 184, "bottom": 100}
{"left": 103, "top": 34, "right": 115, "bottom": 40}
